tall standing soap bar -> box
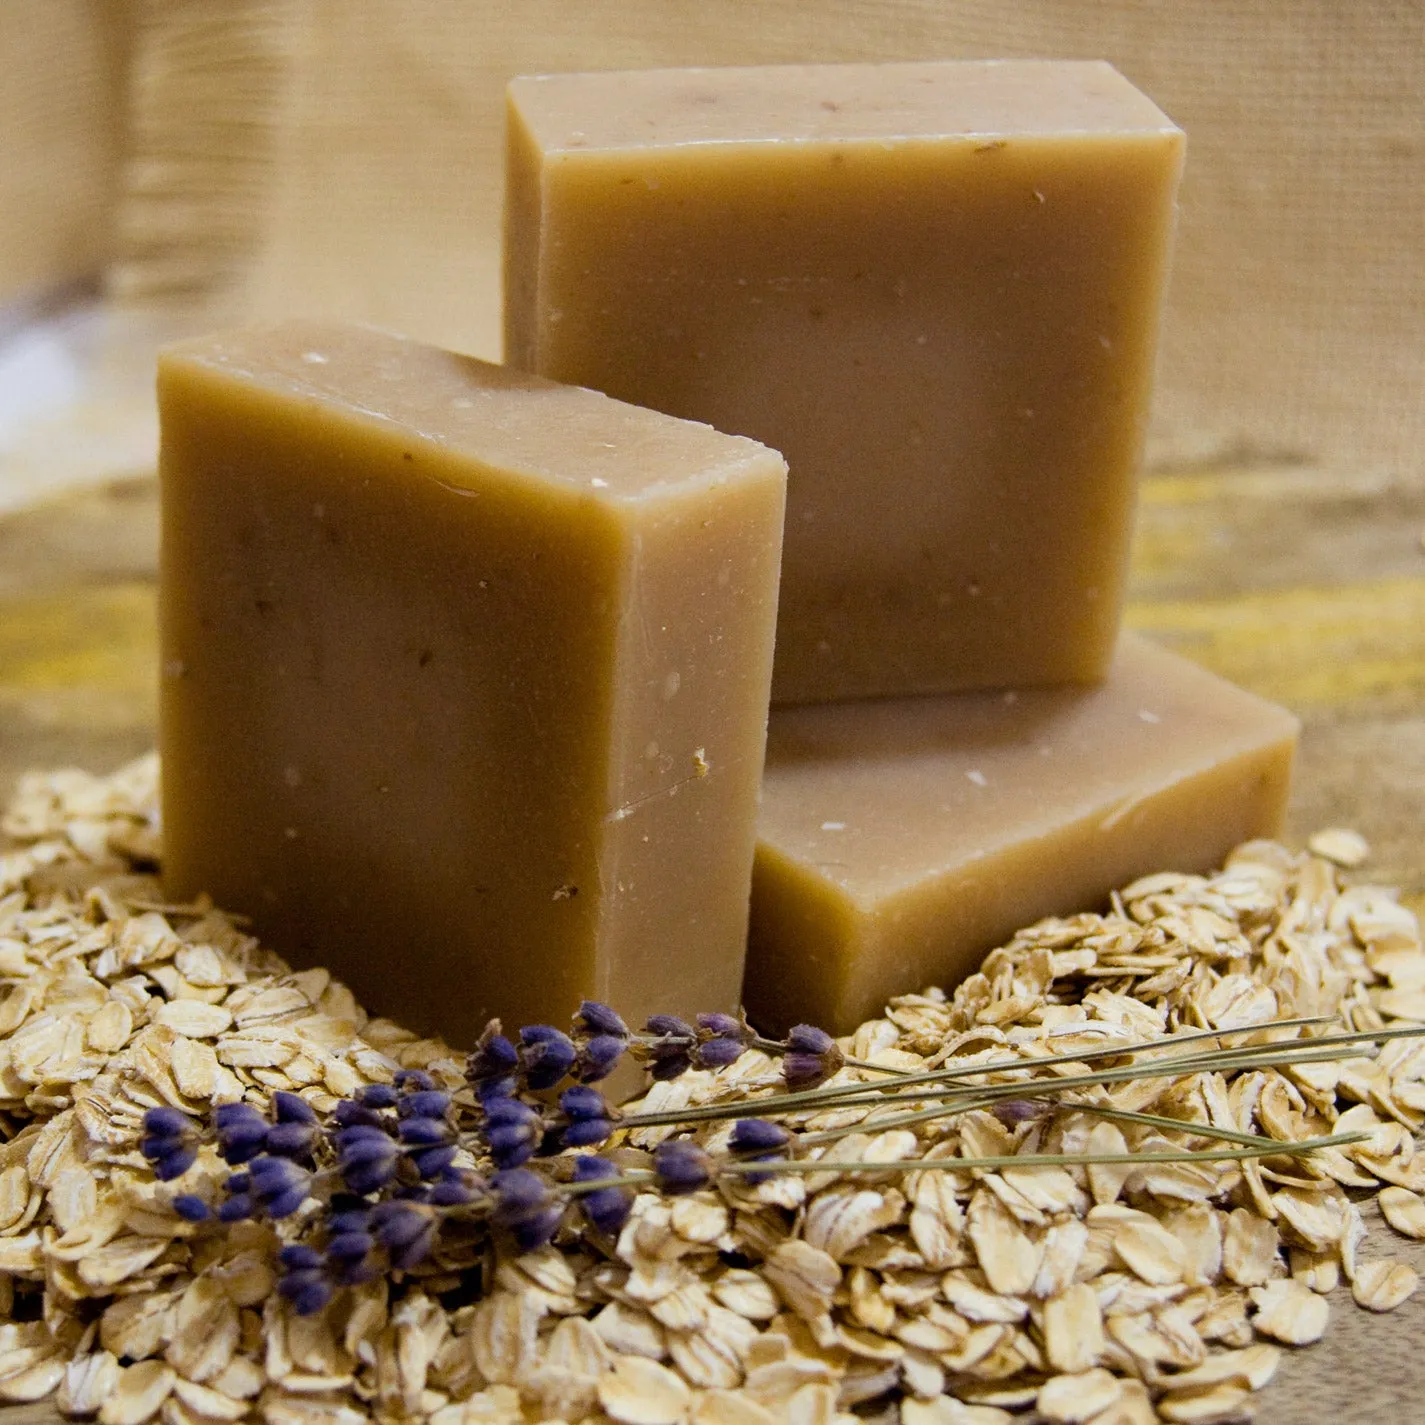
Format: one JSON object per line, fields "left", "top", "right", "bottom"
{"left": 506, "top": 61, "right": 1184, "bottom": 703}
{"left": 159, "top": 320, "right": 786, "bottom": 1046}
{"left": 746, "top": 635, "right": 1299, "bottom": 1035}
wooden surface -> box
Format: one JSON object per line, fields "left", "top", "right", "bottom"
{"left": 1, "top": 462, "right": 1424, "bottom": 1417}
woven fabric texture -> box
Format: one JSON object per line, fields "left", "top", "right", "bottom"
{"left": 112, "top": 0, "right": 1424, "bottom": 474}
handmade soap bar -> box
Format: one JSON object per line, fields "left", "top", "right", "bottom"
{"left": 506, "top": 61, "right": 1184, "bottom": 703}
{"left": 745, "top": 634, "right": 1298, "bottom": 1035}
{"left": 159, "top": 320, "right": 786, "bottom": 1046}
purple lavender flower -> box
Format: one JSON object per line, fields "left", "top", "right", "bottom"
{"left": 278, "top": 1267, "right": 333, "bottom": 1316}
{"left": 397, "top": 1090, "right": 452, "bottom": 1120}
{"left": 575, "top": 1001, "right": 629, "bottom": 1040}
{"left": 265, "top": 1121, "right": 319, "bottom": 1160}
{"left": 217, "top": 1194, "right": 254, "bottom": 1223}
{"left": 696, "top": 1012, "right": 746, "bottom": 1040}
{"left": 272, "top": 1091, "right": 319, "bottom": 1124}
{"left": 694, "top": 1036, "right": 745, "bottom": 1071}
{"left": 247, "top": 1155, "right": 312, "bottom": 1218}
{"left": 645, "top": 1014, "right": 695, "bottom": 1040}
{"left": 729, "top": 1118, "right": 791, "bottom": 1155}
{"left": 653, "top": 1139, "right": 714, "bottom": 1196}
{"left": 398, "top": 1117, "right": 453, "bottom": 1147}
{"left": 140, "top": 1106, "right": 200, "bottom": 1180}
{"left": 394, "top": 1069, "right": 437, "bottom": 1093}
{"left": 484, "top": 1096, "right": 543, "bottom": 1170}
{"left": 467, "top": 1027, "right": 520, "bottom": 1100}
{"left": 355, "top": 1083, "right": 399, "bottom": 1109}
{"left": 371, "top": 1200, "right": 439, "bottom": 1270}
{"left": 992, "top": 1098, "right": 1051, "bottom": 1127}
{"left": 410, "top": 1146, "right": 458, "bottom": 1180}
{"left": 782, "top": 1023, "right": 844, "bottom": 1089}
{"left": 573, "top": 1155, "right": 633, "bottom": 1238}
{"left": 575, "top": 1035, "right": 626, "bottom": 1083}
{"left": 519, "top": 1025, "right": 577, "bottom": 1090}
{"left": 172, "top": 1194, "right": 210, "bottom": 1222}
{"left": 559, "top": 1085, "right": 616, "bottom": 1148}
{"left": 332, "top": 1100, "right": 386, "bottom": 1130}
{"left": 491, "top": 1168, "right": 563, "bottom": 1253}
{"left": 337, "top": 1126, "right": 399, "bottom": 1194}
{"left": 213, "top": 1102, "right": 270, "bottom": 1165}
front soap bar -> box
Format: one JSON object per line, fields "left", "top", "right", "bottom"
{"left": 505, "top": 61, "right": 1184, "bottom": 703}
{"left": 159, "top": 320, "right": 786, "bottom": 1046}
{"left": 745, "top": 634, "right": 1299, "bottom": 1035}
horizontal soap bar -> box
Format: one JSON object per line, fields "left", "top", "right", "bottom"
{"left": 744, "top": 634, "right": 1299, "bottom": 1035}
{"left": 158, "top": 320, "right": 786, "bottom": 1047}
{"left": 506, "top": 60, "right": 1184, "bottom": 703}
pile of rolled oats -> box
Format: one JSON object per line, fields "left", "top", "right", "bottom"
{"left": 1, "top": 756, "right": 1423, "bottom": 1425}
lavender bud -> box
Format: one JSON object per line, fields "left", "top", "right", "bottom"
{"left": 476, "top": 1075, "right": 520, "bottom": 1105}
{"left": 355, "top": 1083, "right": 399, "bottom": 1109}
{"left": 332, "top": 1100, "right": 386, "bottom": 1130}
{"left": 563, "top": 1118, "right": 614, "bottom": 1148}
{"left": 336, "top": 1122, "right": 394, "bottom": 1149}
{"left": 573, "top": 1156, "right": 633, "bottom": 1238}
{"left": 372, "top": 1199, "right": 436, "bottom": 1250}
{"left": 278, "top": 1268, "right": 333, "bottom": 1316}
{"left": 519, "top": 1026, "right": 577, "bottom": 1090}
{"left": 397, "top": 1116, "right": 452, "bottom": 1147}
{"left": 576, "top": 1035, "right": 626, "bottom": 1083}
{"left": 487, "top": 1123, "right": 538, "bottom": 1170}
{"left": 649, "top": 1051, "right": 693, "bottom": 1082}
{"left": 653, "top": 1139, "right": 714, "bottom": 1196}
{"left": 412, "top": 1146, "right": 458, "bottom": 1179}
{"left": 333, "top": 1258, "right": 382, "bottom": 1288}
{"left": 992, "top": 1098, "right": 1050, "bottom": 1127}
{"left": 394, "top": 1069, "right": 437, "bottom": 1093}
{"left": 489, "top": 1168, "right": 563, "bottom": 1251}
{"left": 243, "top": 1151, "right": 307, "bottom": 1208}
{"left": 428, "top": 1173, "right": 480, "bottom": 1207}
{"left": 398, "top": 1090, "right": 452, "bottom": 1120}
{"left": 781, "top": 1024, "right": 844, "bottom": 1089}
{"left": 786, "top": 1023, "right": 836, "bottom": 1055}
{"left": 339, "top": 1137, "right": 399, "bottom": 1194}
{"left": 730, "top": 1118, "right": 791, "bottom": 1155}
{"left": 149, "top": 1143, "right": 199, "bottom": 1181}
{"left": 645, "top": 1014, "right": 694, "bottom": 1039}
{"left": 217, "top": 1193, "right": 255, "bottom": 1222}
{"left": 467, "top": 1028, "right": 519, "bottom": 1085}
{"left": 272, "top": 1090, "right": 319, "bottom": 1125}
{"left": 278, "top": 1244, "right": 323, "bottom": 1271}
{"left": 249, "top": 1155, "right": 312, "bottom": 1218}
{"left": 560, "top": 1086, "right": 610, "bottom": 1121}
{"left": 694, "top": 1036, "right": 745, "bottom": 1070}
{"left": 144, "top": 1106, "right": 196, "bottom": 1138}
{"left": 224, "top": 1172, "right": 251, "bottom": 1194}
{"left": 265, "top": 1122, "right": 319, "bottom": 1160}
{"left": 327, "top": 1203, "right": 373, "bottom": 1236}
{"left": 172, "top": 1194, "right": 210, "bottom": 1223}
{"left": 576, "top": 1001, "right": 629, "bottom": 1039}
{"left": 696, "top": 1012, "right": 749, "bottom": 1041}
{"left": 326, "top": 1231, "right": 375, "bottom": 1263}
{"left": 213, "top": 1102, "right": 270, "bottom": 1165}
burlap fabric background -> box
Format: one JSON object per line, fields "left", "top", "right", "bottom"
{"left": 99, "top": 0, "right": 1423, "bottom": 477}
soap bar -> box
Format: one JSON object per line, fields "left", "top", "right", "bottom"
{"left": 159, "top": 320, "right": 786, "bottom": 1046}
{"left": 745, "top": 634, "right": 1298, "bottom": 1035}
{"left": 506, "top": 61, "right": 1184, "bottom": 703}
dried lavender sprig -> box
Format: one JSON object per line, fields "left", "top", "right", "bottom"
{"left": 613, "top": 1016, "right": 1419, "bottom": 1129}
{"left": 548, "top": 1127, "right": 1371, "bottom": 1195}
{"left": 767, "top": 1038, "right": 1422, "bottom": 1147}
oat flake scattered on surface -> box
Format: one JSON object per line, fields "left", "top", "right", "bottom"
{"left": 1, "top": 756, "right": 1425, "bottom": 1422}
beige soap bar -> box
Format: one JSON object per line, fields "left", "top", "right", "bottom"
{"left": 745, "top": 634, "right": 1298, "bottom": 1035}
{"left": 159, "top": 321, "right": 786, "bottom": 1046}
{"left": 506, "top": 61, "right": 1184, "bottom": 703}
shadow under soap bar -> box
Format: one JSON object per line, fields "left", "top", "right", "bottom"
{"left": 506, "top": 60, "right": 1184, "bottom": 703}
{"left": 745, "top": 634, "right": 1299, "bottom": 1035}
{"left": 158, "top": 321, "right": 786, "bottom": 1047}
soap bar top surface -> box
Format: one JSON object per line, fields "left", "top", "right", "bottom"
{"left": 159, "top": 319, "right": 786, "bottom": 1047}
{"left": 163, "top": 320, "right": 772, "bottom": 500}
{"left": 506, "top": 61, "right": 1184, "bottom": 704}
{"left": 746, "top": 634, "right": 1298, "bottom": 1034}
{"left": 760, "top": 634, "right": 1297, "bottom": 906}
{"left": 510, "top": 60, "right": 1177, "bottom": 151}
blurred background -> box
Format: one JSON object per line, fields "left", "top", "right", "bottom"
{"left": 1, "top": 0, "right": 1423, "bottom": 906}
